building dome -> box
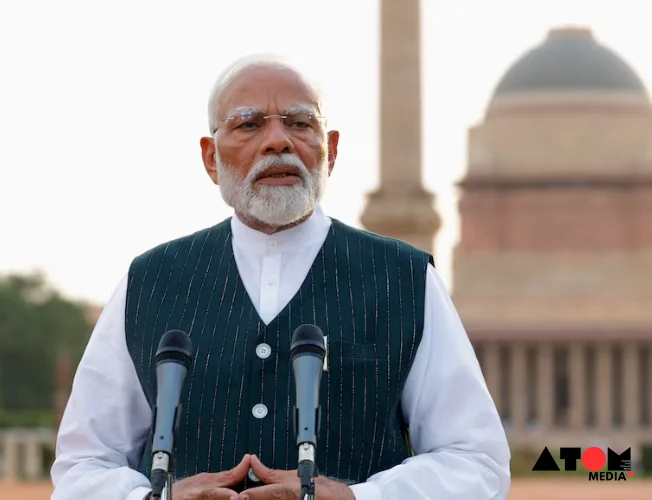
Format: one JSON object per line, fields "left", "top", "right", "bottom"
{"left": 492, "top": 26, "right": 648, "bottom": 99}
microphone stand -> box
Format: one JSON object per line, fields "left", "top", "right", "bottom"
{"left": 151, "top": 451, "right": 175, "bottom": 500}
{"left": 297, "top": 443, "right": 316, "bottom": 500}
{"left": 162, "top": 473, "right": 174, "bottom": 500}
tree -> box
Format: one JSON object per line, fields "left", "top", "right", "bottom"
{"left": 0, "top": 271, "right": 92, "bottom": 417}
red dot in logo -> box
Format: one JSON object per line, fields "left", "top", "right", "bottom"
{"left": 628, "top": 471, "right": 634, "bottom": 477}
{"left": 581, "top": 447, "right": 606, "bottom": 472}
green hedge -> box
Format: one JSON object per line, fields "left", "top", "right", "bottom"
{"left": 642, "top": 445, "right": 652, "bottom": 475}
{"left": 0, "top": 409, "right": 56, "bottom": 428}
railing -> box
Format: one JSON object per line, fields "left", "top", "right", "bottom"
{"left": 0, "top": 428, "right": 56, "bottom": 481}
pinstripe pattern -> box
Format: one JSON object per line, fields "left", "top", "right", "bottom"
{"left": 124, "top": 218, "right": 432, "bottom": 484}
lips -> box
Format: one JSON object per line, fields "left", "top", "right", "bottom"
{"left": 255, "top": 166, "right": 302, "bottom": 180}
{"left": 255, "top": 166, "right": 303, "bottom": 186}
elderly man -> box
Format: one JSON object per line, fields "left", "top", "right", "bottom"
{"left": 51, "top": 56, "right": 511, "bottom": 500}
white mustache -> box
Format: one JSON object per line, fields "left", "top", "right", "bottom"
{"left": 215, "top": 149, "right": 327, "bottom": 227}
{"left": 245, "top": 154, "right": 309, "bottom": 183}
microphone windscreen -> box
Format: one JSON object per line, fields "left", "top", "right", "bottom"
{"left": 290, "top": 324, "right": 325, "bottom": 361}
{"left": 156, "top": 330, "right": 193, "bottom": 366}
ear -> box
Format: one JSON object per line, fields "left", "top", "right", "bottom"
{"left": 200, "top": 136, "right": 219, "bottom": 184}
{"left": 326, "top": 130, "right": 339, "bottom": 175}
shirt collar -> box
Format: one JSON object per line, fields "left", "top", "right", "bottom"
{"left": 230, "top": 205, "right": 331, "bottom": 254}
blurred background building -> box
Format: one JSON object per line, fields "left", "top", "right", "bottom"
{"left": 362, "top": 0, "right": 652, "bottom": 467}
{"left": 454, "top": 26, "right": 652, "bottom": 460}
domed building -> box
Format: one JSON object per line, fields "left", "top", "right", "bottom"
{"left": 453, "top": 26, "right": 652, "bottom": 458}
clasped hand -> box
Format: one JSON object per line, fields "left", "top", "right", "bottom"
{"left": 170, "top": 454, "right": 355, "bottom": 500}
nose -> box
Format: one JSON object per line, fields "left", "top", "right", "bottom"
{"left": 259, "top": 119, "right": 294, "bottom": 155}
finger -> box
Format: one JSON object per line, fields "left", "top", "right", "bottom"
{"left": 198, "top": 486, "right": 239, "bottom": 500}
{"left": 239, "top": 483, "right": 290, "bottom": 500}
{"left": 231, "top": 454, "right": 252, "bottom": 474}
{"left": 248, "top": 454, "right": 277, "bottom": 484}
{"left": 216, "top": 454, "right": 252, "bottom": 487}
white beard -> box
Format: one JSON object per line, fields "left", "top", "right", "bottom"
{"left": 217, "top": 152, "right": 329, "bottom": 227}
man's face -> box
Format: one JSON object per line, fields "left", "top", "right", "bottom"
{"left": 200, "top": 66, "right": 339, "bottom": 228}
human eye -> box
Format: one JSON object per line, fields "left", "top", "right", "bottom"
{"left": 286, "top": 112, "right": 315, "bottom": 129}
{"left": 230, "top": 111, "right": 264, "bottom": 131}
{"left": 236, "top": 120, "right": 261, "bottom": 130}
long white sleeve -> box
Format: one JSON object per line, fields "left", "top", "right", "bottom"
{"left": 349, "top": 264, "right": 511, "bottom": 500}
{"left": 51, "top": 273, "right": 154, "bottom": 500}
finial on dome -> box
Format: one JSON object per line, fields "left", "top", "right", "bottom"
{"left": 547, "top": 25, "right": 593, "bottom": 40}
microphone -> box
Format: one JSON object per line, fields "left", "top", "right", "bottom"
{"left": 150, "top": 330, "right": 193, "bottom": 499}
{"left": 290, "top": 324, "right": 326, "bottom": 500}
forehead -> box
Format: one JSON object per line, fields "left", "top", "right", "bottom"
{"left": 218, "top": 66, "right": 320, "bottom": 116}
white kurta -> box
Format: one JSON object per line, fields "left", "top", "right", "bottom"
{"left": 51, "top": 206, "right": 511, "bottom": 500}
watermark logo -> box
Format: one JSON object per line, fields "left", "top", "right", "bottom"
{"left": 533, "top": 446, "right": 632, "bottom": 481}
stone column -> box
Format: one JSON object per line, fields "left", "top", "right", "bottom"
{"left": 484, "top": 343, "right": 501, "bottom": 415}
{"left": 537, "top": 343, "right": 554, "bottom": 429}
{"left": 623, "top": 343, "right": 640, "bottom": 430}
{"left": 2, "top": 432, "right": 21, "bottom": 480}
{"left": 596, "top": 343, "right": 613, "bottom": 431}
{"left": 569, "top": 342, "right": 585, "bottom": 429}
{"left": 510, "top": 343, "right": 527, "bottom": 430}
{"left": 24, "top": 436, "right": 42, "bottom": 480}
{"left": 378, "top": 0, "right": 421, "bottom": 189}
{"left": 359, "top": 0, "right": 440, "bottom": 252}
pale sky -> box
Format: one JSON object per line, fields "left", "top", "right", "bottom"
{"left": 1, "top": 0, "right": 650, "bottom": 305}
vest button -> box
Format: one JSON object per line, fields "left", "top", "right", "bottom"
{"left": 248, "top": 468, "right": 261, "bottom": 483}
{"left": 252, "top": 404, "right": 268, "bottom": 419}
{"left": 256, "top": 343, "right": 271, "bottom": 359}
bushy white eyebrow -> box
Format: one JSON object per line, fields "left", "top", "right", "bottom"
{"left": 223, "top": 104, "right": 319, "bottom": 119}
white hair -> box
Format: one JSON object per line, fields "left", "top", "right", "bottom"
{"left": 207, "top": 54, "right": 327, "bottom": 134}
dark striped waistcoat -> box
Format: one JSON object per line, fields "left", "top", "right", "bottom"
{"left": 124, "top": 218, "right": 433, "bottom": 485}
